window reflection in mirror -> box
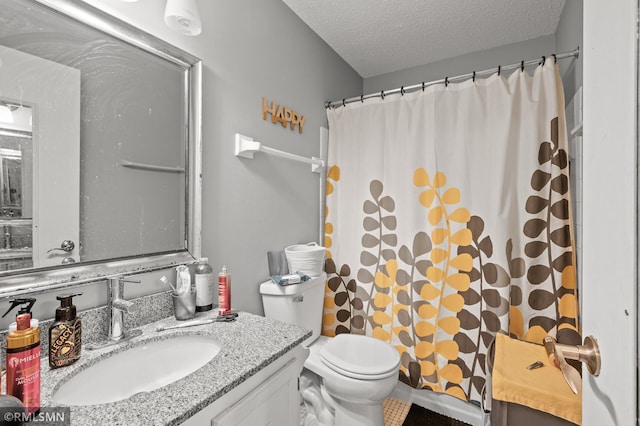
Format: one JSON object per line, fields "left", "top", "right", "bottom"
{"left": 0, "top": 101, "right": 33, "bottom": 271}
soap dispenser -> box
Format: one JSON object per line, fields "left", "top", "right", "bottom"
{"left": 2, "top": 298, "right": 40, "bottom": 415}
{"left": 49, "top": 293, "right": 82, "bottom": 369}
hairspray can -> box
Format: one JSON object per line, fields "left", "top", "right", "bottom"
{"left": 218, "top": 266, "right": 231, "bottom": 315}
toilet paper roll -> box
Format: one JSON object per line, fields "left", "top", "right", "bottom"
{"left": 164, "top": 0, "right": 202, "bottom": 36}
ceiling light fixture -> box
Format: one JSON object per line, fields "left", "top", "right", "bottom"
{"left": 164, "top": 0, "right": 202, "bottom": 36}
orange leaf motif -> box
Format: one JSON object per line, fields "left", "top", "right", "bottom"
{"left": 372, "top": 327, "right": 391, "bottom": 342}
{"left": 446, "top": 273, "right": 471, "bottom": 291}
{"left": 450, "top": 229, "right": 473, "bottom": 245}
{"left": 373, "top": 293, "right": 392, "bottom": 309}
{"left": 418, "top": 303, "right": 437, "bottom": 319}
{"left": 415, "top": 321, "right": 436, "bottom": 337}
{"left": 438, "top": 317, "right": 461, "bottom": 335}
{"left": 428, "top": 206, "right": 445, "bottom": 225}
{"left": 448, "top": 207, "right": 471, "bottom": 223}
{"left": 326, "top": 181, "right": 334, "bottom": 195}
{"left": 435, "top": 340, "right": 459, "bottom": 360}
{"left": 439, "top": 363, "right": 463, "bottom": 384}
{"left": 327, "top": 165, "right": 340, "bottom": 181}
{"left": 431, "top": 228, "right": 448, "bottom": 245}
{"left": 415, "top": 341, "right": 435, "bottom": 358}
{"left": 426, "top": 266, "right": 445, "bottom": 282}
{"left": 509, "top": 306, "right": 524, "bottom": 339}
{"left": 420, "top": 284, "right": 441, "bottom": 301}
{"left": 441, "top": 294, "right": 465, "bottom": 313}
{"left": 420, "top": 189, "right": 436, "bottom": 208}
{"left": 430, "top": 248, "right": 448, "bottom": 264}
{"left": 373, "top": 311, "right": 393, "bottom": 325}
{"left": 420, "top": 360, "right": 437, "bottom": 376}
{"left": 442, "top": 188, "right": 461, "bottom": 204}
{"left": 413, "top": 168, "right": 431, "bottom": 187}
{"left": 445, "top": 386, "right": 467, "bottom": 400}
{"left": 433, "top": 172, "right": 447, "bottom": 188}
{"left": 559, "top": 294, "right": 577, "bottom": 318}
{"left": 561, "top": 265, "right": 576, "bottom": 290}
{"left": 374, "top": 270, "right": 394, "bottom": 289}
{"left": 450, "top": 253, "right": 473, "bottom": 272}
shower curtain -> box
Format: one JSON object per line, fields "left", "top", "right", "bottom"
{"left": 323, "top": 60, "right": 580, "bottom": 403}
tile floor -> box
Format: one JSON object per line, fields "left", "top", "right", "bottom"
{"left": 383, "top": 397, "right": 412, "bottom": 425}
{"left": 300, "top": 397, "right": 411, "bottom": 425}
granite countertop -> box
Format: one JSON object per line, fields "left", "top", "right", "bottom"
{"left": 39, "top": 311, "right": 310, "bottom": 425}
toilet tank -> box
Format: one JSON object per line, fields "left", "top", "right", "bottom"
{"left": 260, "top": 273, "right": 326, "bottom": 345}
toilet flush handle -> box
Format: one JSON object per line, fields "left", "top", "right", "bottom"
{"left": 293, "top": 295, "right": 304, "bottom": 303}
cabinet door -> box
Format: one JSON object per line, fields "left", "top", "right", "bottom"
{"left": 212, "top": 358, "right": 300, "bottom": 426}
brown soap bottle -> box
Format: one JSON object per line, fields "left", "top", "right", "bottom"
{"left": 49, "top": 294, "right": 82, "bottom": 369}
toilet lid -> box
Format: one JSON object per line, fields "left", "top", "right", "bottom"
{"left": 319, "top": 334, "right": 400, "bottom": 380}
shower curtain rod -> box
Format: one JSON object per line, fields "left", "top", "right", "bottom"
{"left": 325, "top": 47, "right": 580, "bottom": 109}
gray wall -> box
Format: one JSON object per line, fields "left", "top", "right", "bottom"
{"left": 364, "top": 35, "right": 556, "bottom": 94}
{"left": 363, "top": 0, "right": 583, "bottom": 103}
{"left": 555, "top": 0, "right": 583, "bottom": 102}
{"left": 196, "top": 1, "right": 362, "bottom": 314}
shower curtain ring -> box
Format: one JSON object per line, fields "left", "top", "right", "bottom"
{"left": 342, "top": 98, "right": 346, "bottom": 107}
{"left": 422, "top": 82, "right": 425, "bottom": 91}
{"left": 380, "top": 90, "right": 385, "bottom": 100}
{"left": 445, "top": 77, "right": 449, "bottom": 87}
{"left": 553, "top": 54, "right": 557, "bottom": 64}
{"left": 360, "top": 94, "right": 364, "bottom": 103}
{"left": 473, "top": 71, "right": 476, "bottom": 82}
{"left": 497, "top": 65, "right": 501, "bottom": 76}
{"left": 541, "top": 55, "right": 546, "bottom": 65}
{"left": 521, "top": 60, "right": 525, "bottom": 72}
{"left": 401, "top": 86, "right": 405, "bottom": 95}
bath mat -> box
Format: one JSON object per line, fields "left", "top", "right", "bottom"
{"left": 401, "top": 403, "right": 472, "bottom": 426}
{"left": 383, "top": 397, "right": 411, "bottom": 426}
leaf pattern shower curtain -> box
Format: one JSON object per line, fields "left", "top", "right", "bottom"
{"left": 323, "top": 60, "right": 580, "bottom": 403}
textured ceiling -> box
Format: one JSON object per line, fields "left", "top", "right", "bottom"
{"left": 282, "top": 0, "right": 566, "bottom": 78}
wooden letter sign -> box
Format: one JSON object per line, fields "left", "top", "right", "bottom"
{"left": 262, "top": 97, "right": 305, "bottom": 133}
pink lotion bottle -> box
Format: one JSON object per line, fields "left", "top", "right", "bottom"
{"left": 218, "top": 266, "right": 231, "bottom": 315}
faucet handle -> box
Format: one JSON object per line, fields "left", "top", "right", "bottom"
{"left": 112, "top": 298, "right": 137, "bottom": 314}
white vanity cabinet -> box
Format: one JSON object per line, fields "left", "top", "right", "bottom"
{"left": 181, "top": 345, "right": 308, "bottom": 426}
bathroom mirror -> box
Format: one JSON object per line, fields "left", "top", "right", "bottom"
{"left": 0, "top": 0, "right": 201, "bottom": 296}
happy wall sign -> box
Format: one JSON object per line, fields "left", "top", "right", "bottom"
{"left": 262, "top": 97, "right": 305, "bottom": 133}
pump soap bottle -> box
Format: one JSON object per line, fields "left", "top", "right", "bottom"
{"left": 3, "top": 298, "right": 40, "bottom": 415}
{"left": 49, "top": 293, "right": 82, "bottom": 369}
{"left": 195, "top": 258, "right": 214, "bottom": 312}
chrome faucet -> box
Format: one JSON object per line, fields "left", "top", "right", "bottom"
{"left": 107, "top": 275, "right": 141, "bottom": 341}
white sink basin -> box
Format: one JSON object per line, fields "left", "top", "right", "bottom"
{"left": 53, "top": 335, "right": 220, "bottom": 406}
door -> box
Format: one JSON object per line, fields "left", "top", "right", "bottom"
{"left": 0, "top": 46, "right": 80, "bottom": 267}
{"left": 582, "top": 1, "right": 637, "bottom": 425}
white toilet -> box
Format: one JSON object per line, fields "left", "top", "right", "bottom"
{"left": 260, "top": 273, "right": 400, "bottom": 426}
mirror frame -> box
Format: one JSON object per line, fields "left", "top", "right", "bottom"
{"left": 0, "top": 0, "right": 202, "bottom": 298}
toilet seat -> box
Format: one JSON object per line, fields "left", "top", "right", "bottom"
{"left": 319, "top": 334, "right": 400, "bottom": 380}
